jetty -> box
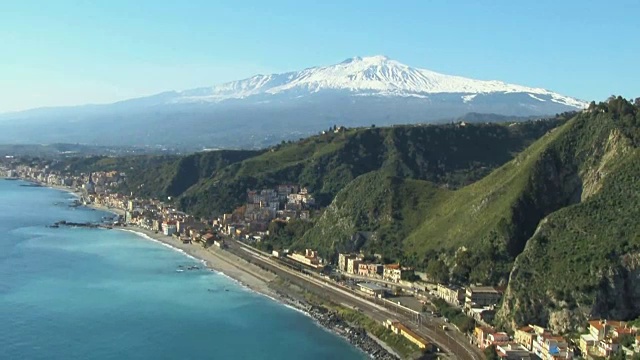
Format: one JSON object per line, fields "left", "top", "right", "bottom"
{"left": 48, "top": 220, "right": 113, "bottom": 230}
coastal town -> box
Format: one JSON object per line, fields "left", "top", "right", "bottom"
{"left": 3, "top": 162, "right": 640, "bottom": 360}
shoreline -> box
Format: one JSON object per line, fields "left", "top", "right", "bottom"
{"left": 109, "top": 225, "right": 395, "bottom": 358}
{"left": 84, "top": 208, "right": 397, "bottom": 359}
{"left": 9, "top": 179, "right": 398, "bottom": 359}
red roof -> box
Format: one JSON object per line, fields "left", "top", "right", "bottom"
{"left": 616, "top": 327, "right": 635, "bottom": 335}
{"left": 478, "top": 326, "right": 496, "bottom": 334}
{"left": 589, "top": 320, "right": 605, "bottom": 330}
{"left": 608, "top": 320, "right": 625, "bottom": 328}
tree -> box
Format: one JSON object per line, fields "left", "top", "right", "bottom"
{"left": 619, "top": 334, "right": 635, "bottom": 347}
{"left": 483, "top": 345, "right": 500, "bottom": 360}
{"left": 634, "top": 97, "right": 640, "bottom": 107}
{"left": 610, "top": 350, "right": 626, "bottom": 360}
{"left": 426, "top": 258, "right": 449, "bottom": 283}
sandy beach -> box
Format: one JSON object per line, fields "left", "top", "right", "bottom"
{"left": 85, "top": 202, "right": 281, "bottom": 300}
{"left": 36, "top": 183, "right": 279, "bottom": 300}
{"left": 36, "top": 182, "right": 282, "bottom": 301}
{"left": 118, "top": 226, "right": 280, "bottom": 298}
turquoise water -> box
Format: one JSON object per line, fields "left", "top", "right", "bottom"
{"left": 0, "top": 180, "right": 365, "bottom": 360}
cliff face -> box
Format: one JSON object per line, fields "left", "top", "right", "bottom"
{"left": 590, "top": 253, "right": 640, "bottom": 321}
{"left": 499, "top": 247, "right": 640, "bottom": 333}
{"left": 497, "top": 111, "right": 640, "bottom": 332}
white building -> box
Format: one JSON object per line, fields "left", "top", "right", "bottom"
{"left": 162, "top": 221, "right": 177, "bottom": 236}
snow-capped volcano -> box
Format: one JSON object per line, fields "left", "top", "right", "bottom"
{"left": 168, "top": 55, "right": 586, "bottom": 109}
{"left": 0, "top": 55, "right": 588, "bottom": 148}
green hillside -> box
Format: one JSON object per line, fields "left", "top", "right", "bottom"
{"left": 49, "top": 150, "right": 261, "bottom": 199}
{"left": 292, "top": 121, "right": 573, "bottom": 283}
{"left": 179, "top": 119, "right": 565, "bottom": 217}
{"left": 296, "top": 171, "right": 449, "bottom": 261}
{"left": 290, "top": 98, "right": 640, "bottom": 331}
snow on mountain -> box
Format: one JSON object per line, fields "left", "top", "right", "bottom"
{"left": 0, "top": 55, "right": 588, "bottom": 148}
{"left": 169, "top": 55, "right": 587, "bottom": 109}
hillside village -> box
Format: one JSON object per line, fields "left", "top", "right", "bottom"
{"left": 4, "top": 159, "right": 640, "bottom": 360}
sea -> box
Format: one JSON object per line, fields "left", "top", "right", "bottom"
{"left": 0, "top": 180, "right": 366, "bottom": 360}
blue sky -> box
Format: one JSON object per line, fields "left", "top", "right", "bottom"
{"left": 1, "top": 0, "right": 638, "bottom": 112}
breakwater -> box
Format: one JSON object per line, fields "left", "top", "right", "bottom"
{"left": 276, "top": 292, "right": 399, "bottom": 360}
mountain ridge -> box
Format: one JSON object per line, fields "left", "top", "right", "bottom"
{"left": 0, "top": 56, "right": 587, "bottom": 148}
{"left": 138, "top": 55, "right": 587, "bottom": 109}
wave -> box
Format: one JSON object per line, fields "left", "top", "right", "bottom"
{"left": 116, "top": 229, "right": 316, "bottom": 322}
{"left": 205, "top": 268, "right": 302, "bottom": 310}
{"left": 117, "top": 229, "right": 206, "bottom": 266}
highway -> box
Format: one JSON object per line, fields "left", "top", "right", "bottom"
{"left": 223, "top": 239, "right": 483, "bottom": 360}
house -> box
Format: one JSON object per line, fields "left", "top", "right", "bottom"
{"left": 579, "top": 334, "right": 597, "bottom": 355}
{"left": 384, "top": 320, "right": 432, "bottom": 351}
{"left": 277, "top": 184, "right": 299, "bottom": 199}
{"left": 598, "top": 337, "right": 620, "bottom": 357}
{"left": 346, "top": 257, "right": 362, "bottom": 274}
{"left": 287, "top": 249, "right": 322, "bottom": 269}
{"left": 589, "top": 320, "right": 607, "bottom": 340}
{"left": 383, "top": 264, "right": 414, "bottom": 283}
{"left": 161, "top": 221, "right": 177, "bottom": 236}
{"left": 474, "top": 326, "right": 496, "bottom": 349}
{"left": 532, "top": 333, "right": 572, "bottom": 360}
{"left": 201, "top": 233, "right": 215, "bottom": 245}
{"left": 338, "top": 253, "right": 361, "bottom": 273}
{"left": 587, "top": 319, "right": 633, "bottom": 340}
{"left": 468, "top": 306, "right": 496, "bottom": 324}
{"left": 357, "top": 263, "right": 383, "bottom": 277}
{"left": 613, "top": 325, "right": 636, "bottom": 339}
{"left": 496, "top": 343, "right": 531, "bottom": 360}
{"left": 383, "top": 264, "right": 401, "bottom": 282}
{"left": 515, "top": 325, "right": 537, "bottom": 351}
{"left": 436, "top": 284, "right": 465, "bottom": 307}
{"left": 465, "top": 286, "right": 502, "bottom": 308}
{"left": 485, "top": 332, "right": 510, "bottom": 349}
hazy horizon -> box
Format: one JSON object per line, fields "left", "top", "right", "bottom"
{"left": 1, "top": 0, "right": 638, "bottom": 113}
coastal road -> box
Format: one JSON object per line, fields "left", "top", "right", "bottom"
{"left": 223, "top": 239, "right": 483, "bottom": 360}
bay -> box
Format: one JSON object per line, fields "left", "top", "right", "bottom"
{"left": 0, "top": 180, "right": 366, "bottom": 360}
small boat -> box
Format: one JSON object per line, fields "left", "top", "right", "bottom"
{"left": 175, "top": 269, "right": 184, "bottom": 272}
